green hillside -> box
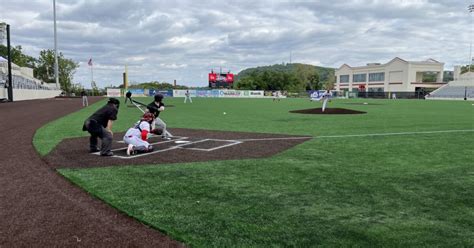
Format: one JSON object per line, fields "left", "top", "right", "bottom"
{"left": 236, "top": 63, "right": 335, "bottom": 91}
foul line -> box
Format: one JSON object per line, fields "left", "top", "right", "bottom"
{"left": 111, "top": 138, "right": 207, "bottom": 159}
{"left": 317, "top": 129, "right": 474, "bottom": 138}
{"left": 236, "top": 137, "right": 312, "bottom": 142}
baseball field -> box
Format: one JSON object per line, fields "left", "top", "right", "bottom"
{"left": 34, "top": 97, "right": 473, "bottom": 247}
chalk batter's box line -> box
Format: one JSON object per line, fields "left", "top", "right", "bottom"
{"left": 116, "top": 135, "right": 184, "bottom": 144}
{"left": 91, "top": 136, "right": 188, "bottom": 158}
{"left": 93, "top": 136, "right": 312, "bottom": 159}
{"left": 92, "top": 138, "right": 191, "bottom": 159}
{"left": 110, "top": 139, "right": 242, "bottom": 159}
{"left": 179, "top": 139, "right": 243, "bottom": 152}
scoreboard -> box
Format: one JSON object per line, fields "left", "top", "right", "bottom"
{"left": 209, "top": 71, "right": 234, "bottom": 88}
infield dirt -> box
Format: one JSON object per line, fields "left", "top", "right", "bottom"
{"left": 45, "top": 128, "right": 311, "bottom": 169}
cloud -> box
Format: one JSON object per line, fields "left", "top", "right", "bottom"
{"left": 1, "top": 0, "right": 471, "bottom": 87}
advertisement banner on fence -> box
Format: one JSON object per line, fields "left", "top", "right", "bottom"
{"left": 248, "top": 91, "right": 264, "bottom": 97}
{"left": 106, "top": 88, "right": 121, "bottom": 97}
{"left": 174, "top": 90, "right": 196, "bottom": 97}
{"left": 264, "top": 91, "right": 273, "bottom": 97}
{"left": 173, "top": 90, "right": 182, "bottom": 97}
{"left": 156, "top": 90, "right": 173, "bottom": 97}
{"left": 129, "top": 89, "right": 145, "bottom": 96}
{"left": 219, "top": 90, "right": 242, "bottom": 97}
{"left": 196, "top": 90, "right": 212, "bottom": 97}
{"left": 172, "top": 89, "right": 266, "bottom": 98}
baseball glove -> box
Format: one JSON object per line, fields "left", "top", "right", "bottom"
{"left": 151, "top": 128, "right": 163, "bottom": 135}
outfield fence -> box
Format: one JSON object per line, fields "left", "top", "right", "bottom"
{"left": 107, "top": 88, "right": 288, "bottom": 98}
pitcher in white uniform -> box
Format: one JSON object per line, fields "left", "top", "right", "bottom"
{"left": 321, "top": 90, "right": 332, "bottom": 112}
{"left": 124, "top": 113, "right": 155, "bottom": 156}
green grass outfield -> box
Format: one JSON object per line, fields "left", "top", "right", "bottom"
{"left": 34, "top": 97, "right": 474, "bottom": 247}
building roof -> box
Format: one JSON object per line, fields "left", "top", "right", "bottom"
{"left": 338, "top": 57, "right": 443, "bottom": 70}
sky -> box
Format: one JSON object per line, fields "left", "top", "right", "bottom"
{"left": 1, "top": 0, "right": 472, "bottom": 88}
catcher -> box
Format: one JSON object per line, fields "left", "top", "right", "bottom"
{"left": 123, "top": 112, "right": 163, "bottom": 156}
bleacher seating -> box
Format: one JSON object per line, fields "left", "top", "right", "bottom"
{"left": 0, "top": 57, "right": 58, "bottom": 90}
{"left": 427, "top": 71, "right": 474, "bottom": 100}
{"left": 427, "top": 85, "right": 474, "bottom": 99}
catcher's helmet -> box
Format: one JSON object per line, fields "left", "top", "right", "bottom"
{"left": 154, "top": 94, "right": 164, "bottom": 102}
{"left": 141, "top": 112, "right": 155, "bottom": 123}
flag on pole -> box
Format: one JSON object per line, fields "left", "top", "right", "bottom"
{"left": 88, "top": 58, "right": 92, "bottom": 66}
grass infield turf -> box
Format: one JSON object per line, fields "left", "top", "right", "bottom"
{"left": 34, "top": 97, "right": 474, "bottom": 247}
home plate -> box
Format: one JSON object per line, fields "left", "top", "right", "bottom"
{"left": 175, "top": 140, "right": 191, "bottom": 144}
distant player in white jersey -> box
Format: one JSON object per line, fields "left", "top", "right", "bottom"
{"left": 272, "top": 91, "right": 281, "bottom": 102}
{"left": 184, "top": 90, "right": 192, "bottom": 103}
{"left": 124, "top": 113, "right": 155, "bottom": 156}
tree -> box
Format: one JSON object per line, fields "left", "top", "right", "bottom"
{"left": 235, "top": 70, "right": 300, "bottom": 91}
{"left": 460, "top": 64, "right": 474, "bottom": 74}
{"left": 127, "top": 81, "right": 189, "bottom": 90}
{"left": 294, "top": 64, "right": 323, "bottom": 90}
{"left": 0, "top": 44, "right": 36, "bottom": 68}
{"left": 35, "top": 49, "right": 78, "bottom": 92}
{"left": 236, "top": 63, "right": 336, "bottom": 91}
{"left": 443, "top": 71, "right": 453, "bottom": 83}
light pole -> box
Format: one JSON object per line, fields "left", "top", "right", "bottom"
{"left": 0, "top": 22, "right": 13, "bottom": 101}
{"left": 469, "top": 4, "right": 474, "bottom": 72}
{"left": 53, "top": 0, "right": 60, "bottom": 90}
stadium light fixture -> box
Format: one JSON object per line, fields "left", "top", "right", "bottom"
{"left": 0, "top": 22, "right": 6, "bottom": 44}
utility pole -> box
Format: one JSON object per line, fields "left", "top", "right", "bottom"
{"left": 53, "top": 0, "right": 60, "bottom": 90}
{"left": 6, "top": 24, "right": 13, "bottom": 101}
{"left": 1, "top": 23, "right": 13, "bottom": 101}
{"left": 469, "top": 4, "right": 474, "bottom": 72}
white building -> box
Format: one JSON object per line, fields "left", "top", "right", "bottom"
{"left": 335, "top": 57, "right": 446, "bottom": 94}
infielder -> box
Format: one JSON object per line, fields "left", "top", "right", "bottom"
{"left": 184, "top": 90, "right": 192, "bottom": 103}
{"left": 124, "top": 112, "right": 161, "bottom": 156}
{"left": 146, "top": 94, "right": 171, "bottom": 139}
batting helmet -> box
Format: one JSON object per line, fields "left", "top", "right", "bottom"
{"left": 154, "top": 94, "right": 164, "bottom": 102}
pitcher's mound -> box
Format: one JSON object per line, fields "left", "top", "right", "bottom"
{"left": 290, "top": 108, "right": 366, "bottom": 115}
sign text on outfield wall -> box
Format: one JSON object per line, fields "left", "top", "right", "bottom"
{"left": 106, "top": 88, "right": 121, "bottom": 97}
{"left": 173, "top": 90, "right": 272, "bottom": 98}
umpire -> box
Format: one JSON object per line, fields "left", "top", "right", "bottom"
{"left": 82, "top": 98, "right": 120, "bottom": 156}
{"left": 125, "top": 90, "right": 132, "bottom": 104}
